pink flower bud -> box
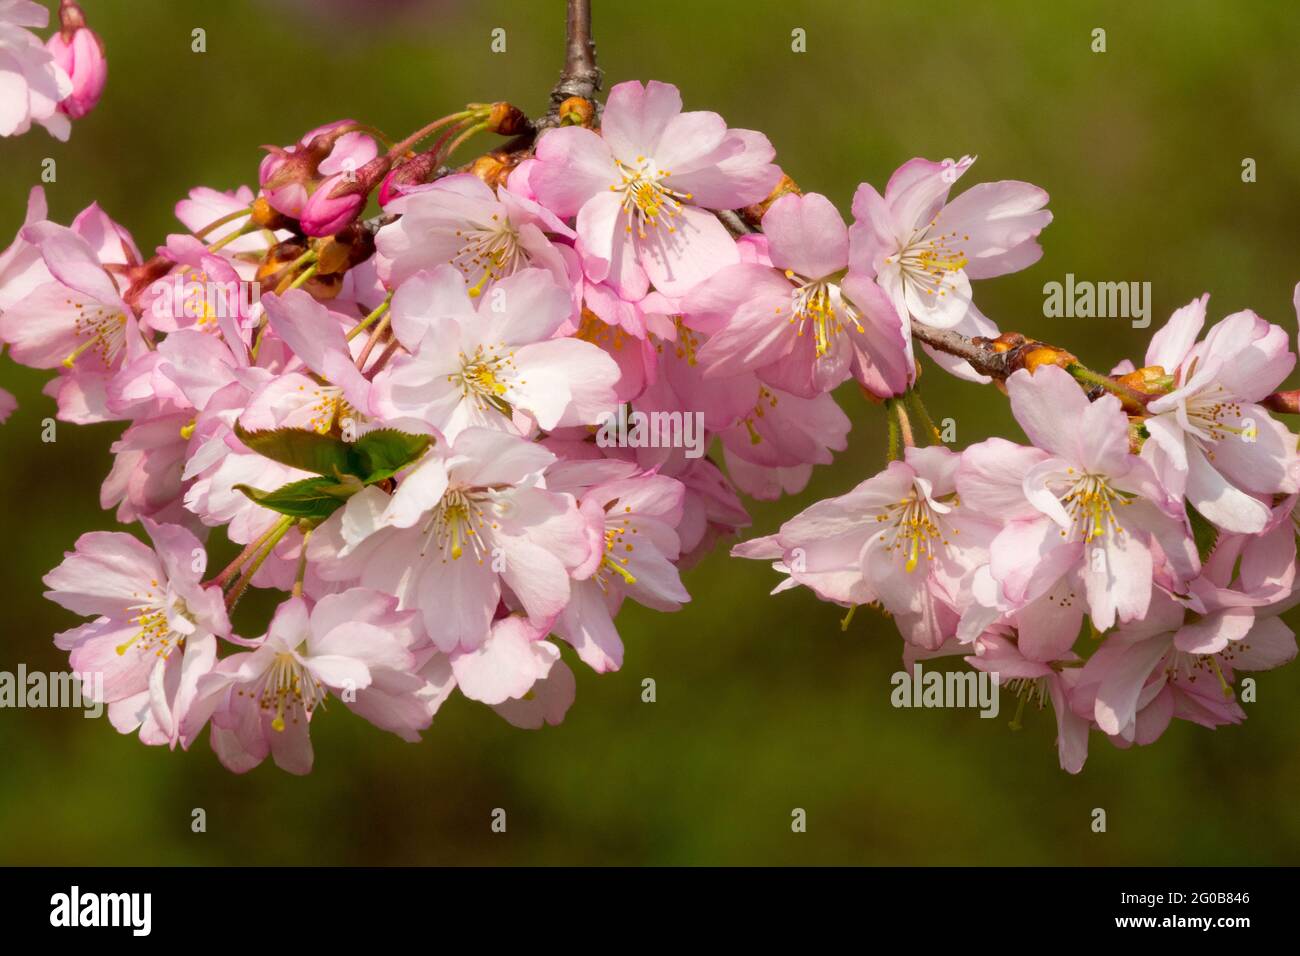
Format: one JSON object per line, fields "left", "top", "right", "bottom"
{"left": 258, "top": 148, "right": 317, "bottom": 219}
{"left": 258, "top": 121, "right": 376, "bottom": 219}
{"left": 299, "top": 174, "right": 365, "bottom": 237}
{"left": 47, "top": 3, "right": 107, "bottom": 120}
{"left": 300, "top": 155, "right": 391, "bottom": 237}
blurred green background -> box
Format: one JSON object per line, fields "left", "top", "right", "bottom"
{"left": 3, "top": 0, "right": 1300, "bottom": 865}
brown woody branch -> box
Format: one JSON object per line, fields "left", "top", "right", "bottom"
{"left": 908, "top": 320, "right": 1014, "bottom": 379}
{"left": 540, "top": 0, "right": 602, "bottom": 127}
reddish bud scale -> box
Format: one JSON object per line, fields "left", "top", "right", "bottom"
{"left": 486, "top": 102, "right": 529, "bottom": 136}
{"left": 326, "top": 155, "right": 393, "bottom": 200}
{"left": 57, "top": 0, "right": 88, "bottom": 36}
{"left": 379, "top": 151, "right": 441, "bottom": 205}
{"left": 121, "top": 256, "right": 175, "bottom": 312}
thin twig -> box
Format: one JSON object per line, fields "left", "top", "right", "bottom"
{"left": 908, "top": 319, "right": 1012, "bottom": 379}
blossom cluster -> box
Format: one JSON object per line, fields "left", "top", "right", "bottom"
{"left": 741, "top": 296, "right": 1300, "bottom": 772}
{"left": 4, "top": 76, "right": 1018, "bottom": 774}
{"left": 4, "top": 32, "right": 1292, "bottom": 776}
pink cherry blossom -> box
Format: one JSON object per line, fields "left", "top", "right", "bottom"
{"left": 0, "top": 216, "right": 138, "bottom": 371}
{"left": 376, "top": 172, "right": 578, "bottom": 300}
{"left": 850, "top": 155, "right": 1050, "bottom": 379}
{"left": 100, "top": 408, "right": 195, "bottom": 527}
{"left": 373, "top": 265, "right": 618, "bottom": 441}
{"left": 43, "top": 520, "right": 229, "bottom": 744}
{"left": 850, "top": 155, "right": 1051, "bottom": 325}
{"left": 449, "top": 612, "right": 565, "bottom": 707}
{"left": 1139, "top": 294, "right": 1298, "bottom": 533}
{"left": 185, "top": 592, "right": 440, "bottom": 774}
{"left": 966, "top": 626, "right": 1091, "bottom": 773}
{"left": 530, "top": 79, "right": 780, "bottom": 297}
{"left": 685, "top": 191, "right": 911, "bottom": 398}
{"left": 735, "top": 445, "right": 995, "bottom": 648}
{"left": 1075, "top": 588, "right": 1296, "bottom": 746}
{"left": 545, "top": 463, "right": 690, "bottom": 671}
{"left": 313, "top": 426, "right": 592, "bottom": 652}
{"left": 962, "top": 366, "right": 1197, "bottom": 633}
{"left": 718, "top": 384, "right": 850, "bottom": 500}
{"left": 0, "top": 207, "right": 145, "bottom": 423}
{"left": 145, "top": 236, "right": 257, "bottom": 360}
{"left": 240, "top": 289, "right": 373, "bottom": 432}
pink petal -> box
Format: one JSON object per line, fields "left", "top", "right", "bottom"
{"left": 762, "top": 192, "right": 848, "bottom": 280}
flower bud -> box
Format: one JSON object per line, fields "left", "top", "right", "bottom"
{"left": 259, "top": 120, "right": 368, "bottom": 218}
{"left": 259, "top": 148, "right": 327, "bottom": 219}
{"left": 300, "top": 155, "right": 391, "bottom": 238}
{"left": 47, "top": 2, "right": 107, "bottom": 119}
{"left": 299, "top": 175, "right": 364, "bottom": 238}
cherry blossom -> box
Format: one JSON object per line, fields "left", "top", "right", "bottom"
{"left": 530, "top": 79, "right": 780, "bottom": 297}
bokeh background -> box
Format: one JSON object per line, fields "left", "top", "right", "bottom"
{"left": 2, "top": 0, "right": 1299, "bottom": 865}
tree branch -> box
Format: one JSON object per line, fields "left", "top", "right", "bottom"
{"left": 908, "top": 319, "right": 1012, "bottom": 379}
{"left": 546, "top": 0, "right": 602, "bottom": 117}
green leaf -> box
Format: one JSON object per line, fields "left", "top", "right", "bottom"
{"left": 234, "top": 423, "right": 361, "bottom": 478}
{"left": 352, "top": 428, "right": 433, "bottom": 482}
{"left": 234, "top": 476, "right": 362, "bottom": 521}
{"left": 1187, "top": 505, "right": 1219, "bottom": 565}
